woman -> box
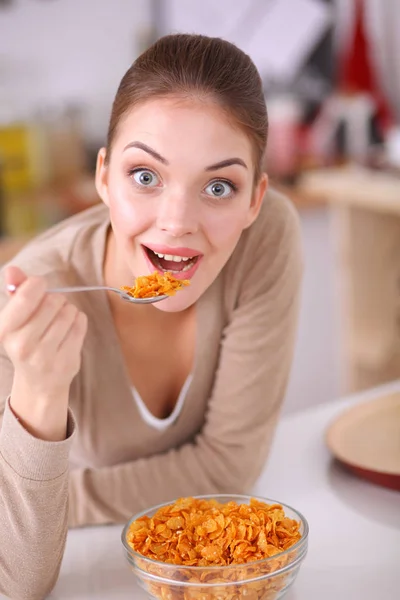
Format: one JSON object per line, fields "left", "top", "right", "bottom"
{"left": 0, "top": 34, "right": 302, "bottom": 599}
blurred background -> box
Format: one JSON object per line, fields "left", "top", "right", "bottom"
{"left": 1, "top": 0, "right": 400, "bottom": 413}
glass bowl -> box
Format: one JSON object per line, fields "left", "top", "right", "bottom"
{"left": 121, "top": 494, "right": 309, "bottom": 600}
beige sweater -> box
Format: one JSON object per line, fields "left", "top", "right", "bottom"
{"left": 0, "top": 189, "right": 302, "bottom": 600}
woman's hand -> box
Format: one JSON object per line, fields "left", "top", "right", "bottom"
{"left": 0, "top": 266, "right": 88, "bottom": 440}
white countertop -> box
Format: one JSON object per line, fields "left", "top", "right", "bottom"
{"left": 5, "top": 382, "right": 400, "bottom": 600}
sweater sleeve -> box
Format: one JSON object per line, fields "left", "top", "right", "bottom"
{"left": 68, "top": 196, "right": 303, "bottom": 528}
{"left": 0, "top": 288, "right": 76, "bottom": 600}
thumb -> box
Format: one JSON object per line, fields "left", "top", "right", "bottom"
{"left": 4, "top": 266, "right": 28, "bottom": 294}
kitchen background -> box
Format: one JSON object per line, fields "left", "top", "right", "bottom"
{"left": 1, "top": 0, "right": 400, "bottom": 414}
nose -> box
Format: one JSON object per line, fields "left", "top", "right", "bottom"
{"left": 156, "top": 192, "right": 199, "bottom": 237}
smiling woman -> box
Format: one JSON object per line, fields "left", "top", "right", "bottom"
{"left": 0, "top": 34, "right": 302, "bottom": 600}
{"left": 98, "top": 94, "right": 265, "bottom": 314}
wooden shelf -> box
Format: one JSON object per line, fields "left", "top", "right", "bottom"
{"left": 271, "top": 179, "right": 327, "bottom": 210}
{"left": 296, "top": 165, "right": 400, "bottom": 393}
{"left": 297, "top": 165, "right": 400, "bottom": 216}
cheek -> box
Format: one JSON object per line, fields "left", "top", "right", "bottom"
{"left": 204, "top": 208, "right": 250, "bottom": 251}
{"left": 108, "top": 180, "right": 151, "bottom": 237}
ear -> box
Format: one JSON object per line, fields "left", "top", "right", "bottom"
{"left": 95, "top": 148, "right": 110, "bottom": 207}
{"left": 244, "top": 173, "right": 268, "bottom": 228}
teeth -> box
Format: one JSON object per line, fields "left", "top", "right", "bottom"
{"left": 153, "top": 251, "right": 193, "bottom": 262}
{"left": 173, "top": 261, "right": 193, "bottom": 272}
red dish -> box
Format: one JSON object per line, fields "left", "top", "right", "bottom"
{"left": 325, "top": 392, "right": 400, "bottom": 491}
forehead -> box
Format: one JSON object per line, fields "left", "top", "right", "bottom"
{"left": 112, "top": 97, "right": 254, "bottom": 166}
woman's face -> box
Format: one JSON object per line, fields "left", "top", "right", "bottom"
{"left": 96, "top": 97, "right": 267, "bottom": 312}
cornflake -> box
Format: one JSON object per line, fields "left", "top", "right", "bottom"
{"left": 126, "top": 497, "right": 302, "bottom": 600}
{"left": 122, "top": 271, "right": 190, "bottom": 299}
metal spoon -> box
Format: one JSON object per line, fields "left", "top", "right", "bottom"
{"left": 6, "top": 284, "right": 169, "bottom": 304}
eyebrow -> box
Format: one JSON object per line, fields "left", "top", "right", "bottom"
{"left": 205, "top": 158, "right": 248, "bottom": 171}
{"left": 123, "top": 141, "right": 248, "bottom": 171}
{"left": 123, "top": 141, "right": 168, "bottom": 164}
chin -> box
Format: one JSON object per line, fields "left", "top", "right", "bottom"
{"left": 153, "top": 291, "right": 197, "bottom": 313}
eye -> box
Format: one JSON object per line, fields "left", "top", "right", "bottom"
{"left": 204, "top": 180, "right": 235, "bottom": 198}
{"left": 132, "top": 169, "right": 160, "bottom": 187}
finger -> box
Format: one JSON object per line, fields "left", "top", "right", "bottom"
{"left": 57, "top": 311, "right": 88, "bottom": 355}
{"left": 39, "top": 302, "right": 79, "bottom": 351}
{"left": 7, "top": 294, "right": 69, "bottom": 359}
{"left": 4, "top": 266, "right": 28, "bottom": 294}
{"left": 0, "top": 277, "right": 47, "bottom": 340}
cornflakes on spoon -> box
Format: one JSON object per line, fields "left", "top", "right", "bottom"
{"left": 122, "top": 271, "right": 190, "bottom": 299}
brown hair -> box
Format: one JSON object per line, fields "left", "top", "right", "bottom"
{"left": 106, "top": 34, "right": 268, "bottom": 180}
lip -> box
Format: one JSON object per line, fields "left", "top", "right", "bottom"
{"left": 142, "top": 245, "right": 202, "bottom": 280}
{"left": 143, "top": 243, "right": 203, "bottom": 258}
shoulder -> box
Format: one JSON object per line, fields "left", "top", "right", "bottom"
{"left": 224, "top": 187, "right": 303, "bottom": 304}
{"left": 244, "top": 187, "right": 301, "bottom": 258}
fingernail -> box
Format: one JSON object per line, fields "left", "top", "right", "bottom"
{"left": 7, "top": 284, "right": 16, "bottom": 293}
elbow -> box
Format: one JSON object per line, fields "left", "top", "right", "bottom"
{"left": 212, "top": 475, "right": 254, "bottom": 497}
{"left": 208, "top": 466, "right": 252, "bottom": 495}
{"left": 196, "top": 439, "right": 264, "bottom": 497}
{"left": 203, "top": 460, "right": 259, "bottom": 498}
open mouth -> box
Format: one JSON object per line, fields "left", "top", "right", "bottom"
{"left": 142, "top": 246, "right": 200, "bottom": 274}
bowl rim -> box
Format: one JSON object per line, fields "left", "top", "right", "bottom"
{"left": 121, "top": 494, "right": 309, "bottom": 573}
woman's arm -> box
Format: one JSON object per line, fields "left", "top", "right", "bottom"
{"left": 0, "top": 391, "right": 74, "bottom": 600}
{"left": 0, "top": 267, "right": 87, "bottom": 600}
{"left": 69, "top": 195, "right": 303, "bottom": 527}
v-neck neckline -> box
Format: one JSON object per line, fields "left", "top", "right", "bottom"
{"left": 91, "top": 214, "right": 216, "bottom": 422}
